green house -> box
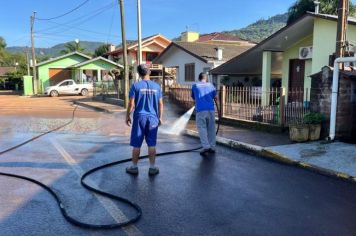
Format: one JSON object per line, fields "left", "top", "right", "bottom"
{"left": 36, "top": 51, "right": 123, "bottom": 92}
{"left": 211, "top": 12, "right": 356, "bottom": 105}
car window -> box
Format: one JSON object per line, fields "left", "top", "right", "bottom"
{"left": 59, "top": 81, "right": 72, "bottom": 86}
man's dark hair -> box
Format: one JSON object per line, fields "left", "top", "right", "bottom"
{"left": 198, "top": 72, "right": 208, "bottom": 81}
{"left": 137, "top": 64, "right": 150, "bottom": 76}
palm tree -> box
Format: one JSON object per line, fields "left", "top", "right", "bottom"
{"left": 287, "top": 0, "right": 356, "bottom": 24}
{"left": 60, "top": 41, "right": 85, "bottom": 55}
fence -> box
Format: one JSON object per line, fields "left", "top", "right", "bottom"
{"left": 93, "top": 81, "right": 123, "bottom": 99}
{"left": 169, "top": 85, "right": 310, "bottom": 126}
{"left": 284, "top": 87, "right": 311, "bottom": 125}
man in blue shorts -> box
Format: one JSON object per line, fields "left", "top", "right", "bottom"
{"left": 126, "top": 64, "right": 163, "bottom": 175}
{"left": 191, "top": 72, "right": 217, "bottom": 157}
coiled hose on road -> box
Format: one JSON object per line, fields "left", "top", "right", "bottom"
{"left": 0, "top": 102, "right": 220, "bottom": 229}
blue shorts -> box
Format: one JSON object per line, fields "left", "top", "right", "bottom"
{"left": 130, "top": 115, "right": 159, "bottom": 148}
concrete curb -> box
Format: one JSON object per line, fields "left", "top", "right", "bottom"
{"left": 185, "top": 129, "right": 356, "bottom": 183}
{"left": 184, "top": 129, "right": 263, "bottom": 153}
{"left": 262, "top": 148, "right": 356, "bottom": 182}
{"left": 73, "top": 100, "right": 116, "bottom": 114}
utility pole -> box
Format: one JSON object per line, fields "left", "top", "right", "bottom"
{"left": 25, "top": 47, "right": 30, "bottom": 75}
{"left": 119, "top": 0, "right": 129, "bottom": 108}
{"left": 137, "top": 0, "right": 142, "bottom": 65}
{"left": 336, "top": 0, "right": 349, "bottom": 58}
{"left": 30, "top": 12, "right": 38, "bottom": 94}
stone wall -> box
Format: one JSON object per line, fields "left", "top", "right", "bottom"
{"left": 310, "top": 66, "right": 356, "bottom": 141}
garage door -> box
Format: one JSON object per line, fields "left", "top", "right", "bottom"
{"left": 49, "top": 69, "right": 71, "bottom": 86}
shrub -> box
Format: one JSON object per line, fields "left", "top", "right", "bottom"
{"left": 303, "top": 112, "right": 324, "bottom": 124}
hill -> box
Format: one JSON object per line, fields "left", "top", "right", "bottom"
{"left": 7, "top": 13, "right": 289, "bottom": 57}
{"left": 223, "top": 13, "right": 288, "bottom": 43}
{"left": 6, "top": 41, "right": 106, "bottom": 57}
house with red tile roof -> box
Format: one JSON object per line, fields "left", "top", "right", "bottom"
{"left": 106, "top": 34, "right": 171, "bottom": 66}
{"left": 195, "top": 32, "right": 255, "bottom": 45}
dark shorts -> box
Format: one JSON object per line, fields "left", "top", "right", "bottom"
{"left": 130, "top": 115, "right": 159, "bottom": 148}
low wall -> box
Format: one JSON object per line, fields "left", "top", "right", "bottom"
{"left": 92, "top": 96, "right": 124, "bottom": 107}
{"left": 310, "top": 67, "right": 356, "bottom": 142}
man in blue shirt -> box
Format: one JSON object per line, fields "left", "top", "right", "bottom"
{"left": 191, "top": 73, "right": 217, "bottom": 156}
{"left": 126, "top": 64, "right": 163, "bottom": 175}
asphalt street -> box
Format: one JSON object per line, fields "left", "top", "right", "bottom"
{"left": 1, "top": 96, "right": 356, "bottom": 236}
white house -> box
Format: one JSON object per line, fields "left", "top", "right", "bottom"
{"left": 153, "top": 41, "right": 253, "bottom": 85}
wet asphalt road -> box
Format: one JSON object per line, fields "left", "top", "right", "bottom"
{"left": 1, "top": 97, "right": 356, "bottom": 235}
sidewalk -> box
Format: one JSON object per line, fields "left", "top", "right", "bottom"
{"left": 74, "top": 98, "right": 356, "bottom": 183}
{"left": 185, "top": 121, "right": 356, "bottom": 183}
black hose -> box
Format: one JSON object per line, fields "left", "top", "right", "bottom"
{"left": 0, "top": 101, "right": 221, "bottom": 229}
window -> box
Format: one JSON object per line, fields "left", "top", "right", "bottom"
{"left": 185, "top": 63, "right": 195, "bottom": 82}
{"left": 146, "top": 52, "right": 159, "bottom": 62}
{"left": 59, "top": 81, "right": 73, "bottom": 86}
{"left": 203, "top": 67, "right": 210, "bottom": 73}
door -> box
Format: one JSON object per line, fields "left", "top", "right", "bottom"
{"left": 288, "top": 59, "right": 305, "bottom": 102}
{"left": 58, "top": 80, "right": 74, "bottom": 94}
{"left": 49, "top": 69, "right": 71, "bottom": 86}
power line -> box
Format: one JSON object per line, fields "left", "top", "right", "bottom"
{"left": 106, "top": 6, "right": 116, "bottom": 44}
{"left": 36, "top": 20, "right": 120, "bottom": 38}
{"left": 35, "top": 0, "right": 90, "bottom": 21}
{"left": 35, "top": 1, "right": 116, "bottom": 34}
{"left": 36, "top": 33, "right": 117, "bottom": 43}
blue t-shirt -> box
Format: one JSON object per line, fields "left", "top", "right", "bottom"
{"left": 191, "top": 82, "right": 216, "bottom": 112}
{"left": 129, "top": 80, "right": 162, "bottom": 118}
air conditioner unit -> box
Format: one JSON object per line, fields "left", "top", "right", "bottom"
{"left": 299, "top": 46, "right": 313, "bottom": 59}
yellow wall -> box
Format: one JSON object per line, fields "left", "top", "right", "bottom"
{"left": 281, "top": 35, "right": 313, "bottom": 95}
{"left": 312, "top": 18, "right": 356, "bottom": 74}
{"left": 181, "top": 32, "right": 199, "bottom": 42}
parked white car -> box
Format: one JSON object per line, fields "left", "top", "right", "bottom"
{"left": 45, "top": 80, "right": 93, "bottom": 97}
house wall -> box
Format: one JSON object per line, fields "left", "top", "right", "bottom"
{"left": 312, "top": 18, "right": 356, "bottom": 74}
{"left": 112, "top": 37, "right": 170, "bottom": 66}
{"left": 281, "top": 35, "right": 313, "bottom": 96}
{"left": 158, "top": 47, "right": 213, "bottom": 85}
{"left": 78, "top": 60, "right": 121, "bottom": 82}
{"left": 38, "top": 54, "right": 88, "bottom": 90}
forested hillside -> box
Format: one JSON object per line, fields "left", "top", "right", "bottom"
{"left": 224, "top": 13, "right": 288, "bottom": 43}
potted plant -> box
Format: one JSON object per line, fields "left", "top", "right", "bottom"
{"left": 303, "top": 112, "right": 324, "bottom": 141}
{"left": 289, "top": 121, "right": 309, "bottom": 142}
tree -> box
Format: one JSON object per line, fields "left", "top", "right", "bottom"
{"left": 60, "top": 41, "right": 85, "bottom": 55}
{"left": 0, "top": 37, "right": 7, "bottom": 65}
{"left": 94, "top": 44, "right": 110, "bottom": 57}
{"left": 287, "top": 0, "right": 356, "bottom": 24}
{"left": 0, "top": 37, "right": 6, "bottom": 50}
{"left": 0, "top": 37, "right": 27, "bottom": 72}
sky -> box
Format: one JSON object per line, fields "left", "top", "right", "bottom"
{"left": 0, "top": 0, "right": 326, "bottom": 48}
